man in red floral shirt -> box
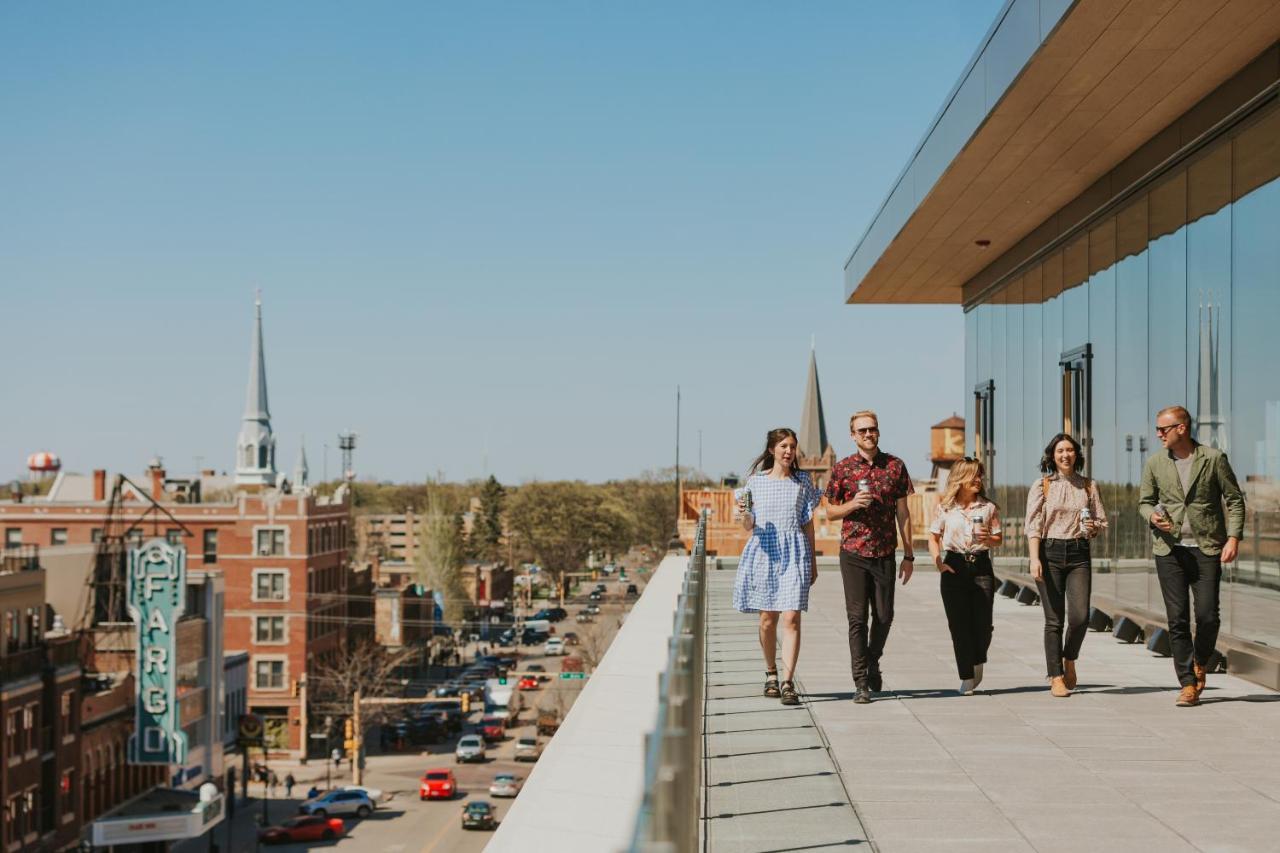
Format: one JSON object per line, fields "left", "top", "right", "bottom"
{"left": 825, "top": 410, "right": 915, "bottom": 704}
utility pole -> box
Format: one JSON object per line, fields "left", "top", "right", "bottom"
{"left": 298, "top": 675, "right": 308, "bottom": 765}
{"left": 668, "top": 386, "right": 683, "bottom": 551}
{"left": 351, "top": 689, "right": 363, "bottom": 786}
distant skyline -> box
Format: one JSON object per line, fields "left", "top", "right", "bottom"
{"left": 2, "top": 2, "right": 997, "bottom": 485}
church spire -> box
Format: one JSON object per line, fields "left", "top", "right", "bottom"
{"left": 293, "top": 438, "right": 310, "bottom": 489}
{"left": 798, "top": 343, "right": 830, "bottom": 460}
{"left": 235, "top": 292, "right": 278, "bottom": 486}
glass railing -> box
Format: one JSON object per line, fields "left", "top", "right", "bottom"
{"left": 628, "top": 509, "right": 707, "bottom": 852}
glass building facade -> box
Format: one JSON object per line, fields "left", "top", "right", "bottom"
{"left": 964, "top": 97, "right": 1280, "bottom": 649}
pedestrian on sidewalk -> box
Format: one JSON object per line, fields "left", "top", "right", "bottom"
{"left": 1139, "top": 405, "right": 1245, "bottom": 707}
{"left": 928, "top": 458, "right": 1003, "bottom": 696}
{"left": 284, "top": 773, "right": 295, "bottom": 799}
{"left": 1025, "top": 433, "right": 1106, "bottom": 697}
{"left": 824, "top": 410, "right": 915, "bottom": 704}
{"left": 733, "top": 428, "right": 821, "bottom": 707}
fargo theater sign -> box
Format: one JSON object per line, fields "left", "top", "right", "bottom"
{"left": 127, "top": 539, "right": 189, "bottom": 765}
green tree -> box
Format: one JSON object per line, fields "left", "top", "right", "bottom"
{"left": 475, "top": 476, "right": 507, "bottom": 562}
{"left": 507, "top": 481, "right": 633, "bottom": 599}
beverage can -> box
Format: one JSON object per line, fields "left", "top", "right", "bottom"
{"left": 1080, "top": 506, "right": 1092, "bottom": 523}
{"left": 857, "top": 478, "right": 870, "bottom": 493}
{"left": 969, "top": 512, "right": 984, "bottom": 535}
{"left": 1153, "top": 502, "right": 1167, "bottom": 518}
{"left": 741, "top": 490, "right": 753, "bottom": 514}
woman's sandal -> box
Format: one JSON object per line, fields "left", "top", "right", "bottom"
{"left": 779, "top": 680, "right": 800, "bottom": 706}
{"left": 763, "top": 671, "right": 780, "bottom": 698}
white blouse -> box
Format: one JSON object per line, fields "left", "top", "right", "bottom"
{"left": 930, "top": 499, "right": 1003, "bottom": 553}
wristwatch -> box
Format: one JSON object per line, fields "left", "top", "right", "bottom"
{"left": 902, "top": 554, "right": 915, "bottom": 561}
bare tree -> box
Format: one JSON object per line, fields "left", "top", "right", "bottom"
{"left": 416, "top": 489, "right": 467, "bottom": 623}
{"left": 574, "top": 620, "right": 614, "bottom": 672}
{"left": 308, "top": 639, "right": 420, "bottom": 725}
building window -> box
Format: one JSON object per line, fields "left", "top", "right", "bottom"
{"left": 165, "top": 528, "right": 182, "bottom": 545}
{"left": 90, "top": 528, "right": 103, "bottom": 544}
{"left": 50, "top": 528, "right": 67, "bottom": 546}
{"left": 203, "top": 529, "right": 218, "bottom": 562}
{"left": 4, "top": 528, "right": 20, "bottom": 547}
{"left": 253, "top": 570, "right": 288, "bottom": 602}
{"left": 60, "top": 770, "right": 74, "bottom": 817}
{"left": 127, "top": 529, "right": 144, "bottom": 546}
{"left": 254, "top": 658, "right": 286, "bottom": 690}
{"left": 256, "top": 528, "right": 285, "bottom": 556}
{"left": 254, "top": 616, "right": 285, "bottom": 644}
{"left": 23, "top": 704, "right": 38, "bottom": 753}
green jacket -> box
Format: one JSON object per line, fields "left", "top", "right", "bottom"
{"left": 1137, "top": 442, "right": 1245, "bottom": 557}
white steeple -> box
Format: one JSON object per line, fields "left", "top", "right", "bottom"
{"left": 293, "top": 438, "right": 310, "bottom": 490}
{"left": 235, "top": 292, "right": 278, "bottom": 486}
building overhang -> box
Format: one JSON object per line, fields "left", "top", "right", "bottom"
{"left": 844, "top": 0, "right": 1280, "bottom": 305}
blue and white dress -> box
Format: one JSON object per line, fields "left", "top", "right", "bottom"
{"left": 733, "top": 471, "right": 821, "bottom": 613}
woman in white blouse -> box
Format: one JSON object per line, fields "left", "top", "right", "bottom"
{"left": 927, "top": 458, "right": 1003, "bottom": 695}
{"left": 1024, "top": 433, "right": 1106, "bottom": 697}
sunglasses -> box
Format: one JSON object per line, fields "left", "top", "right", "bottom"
{"left": 1155, "top": 423, "right": 1187, "bottom": 437}
{"left": 853, "top": 427, "right": 879, "bottom": 435}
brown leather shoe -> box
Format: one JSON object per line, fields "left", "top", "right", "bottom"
{"left": 1050, "top": 676, "right": 1070, "bottom": 697}
{"left": 1175, "top": 684, "right": 1200, "bottom": 707}
{"left": 1193, "top": 663, "right": 1207, "bottom": 697}
{"left": 1063, "top": 659, "right": 1078, "bottom": 690}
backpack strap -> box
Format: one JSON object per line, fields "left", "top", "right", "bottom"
{"left": 1042, "top": 476, "right": 1050, "bottom": 500}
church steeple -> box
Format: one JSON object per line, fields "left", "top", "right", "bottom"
{"left": 293, "top": 438, "right": 310, "bottom": 490}
{"left": 798, "top": 343, "right": 831, "bottom": 460}
{"left": 235, "top": 293, "right": 278, "bottom": 486}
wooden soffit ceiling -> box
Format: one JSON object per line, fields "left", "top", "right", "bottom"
{"left": 847, "top": 0, "right": 1280, "bottom": 305}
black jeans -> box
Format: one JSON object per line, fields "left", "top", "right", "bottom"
{"left": 1154, "top": 546, "right": 1222, "bottom": 687}
{"left": 1036, "top": 538, "right": 1092, "bottom": 678}
{"left": 939, "top": 551, "right": 995, "bottom": 680}
{"left": 838, "top": 552, "right": 896, "bottom": 686}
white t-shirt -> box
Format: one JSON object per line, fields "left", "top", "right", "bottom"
{"left": 930, "top": 499, "right": 1003, "bottom": 553}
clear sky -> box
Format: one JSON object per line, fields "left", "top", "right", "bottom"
{"left": 2, "top": 1, "right": 1002, "bottom": 485}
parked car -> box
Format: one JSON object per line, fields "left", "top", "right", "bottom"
{"left": 258, "top": 816, "right": 346, "bottom": 845}
{"left": 478, "top": 715, "right": 506, "bottom": 743}
{"left": 543, "top": 638, "right": 565, "bottom": 656}
{"left": 488, "top": 773, "right": 522, "bottom": 798}
{"left": 298, "top": 789, "right": 375, "bottom": 819}
{"left": 517, "top": 675, "right": 539, "bottom": 690}
{"left": 515, "top": 736, "right": 543, "bottom": 761}
{"left": 419, "top": 769, "right": 458, "bottom": 800}
{"left": 455, "top": 734, "right": 487, "bottom": 763}
{"left": 461, "top": 800, "right": 497, "bottom": 831}
{"left": 562, "top": 632, "right": 579, "bottom": 646}
{"left": 626, "top": 584, "right": 639, "bottom": 598}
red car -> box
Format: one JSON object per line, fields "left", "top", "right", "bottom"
{"left": 517, "top": 675, "right": 539, "bottom": 690}
{"left": 258, "top": 815, "right": 346, "bottom": 844}
{"left": 479, "top": 716, "right": 506, "bottom": 742}
{"left": 420, "top": 768, "right": 458, "bottom": 800}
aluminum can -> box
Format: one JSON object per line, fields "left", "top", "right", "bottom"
{"left": 1153, "top": 502, "right": 1167, "bottom": 518}
{"left": 1079, "top": 506, "right": 1092, "bottom": 524}
{"left": 969, "top": 513, "right": 984, "bottom": 535}
{"left": 857, "top": 478, "right": 870, "bottom": 493}
{"left": 741, "top": 490, "right": 753, "bottom": 514}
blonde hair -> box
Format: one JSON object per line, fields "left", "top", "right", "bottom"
{"left": 940, "top": 458, "right": 994, "bottom": 510}
{"left": 849, "top": 410, "right": 878, "bottom": 430}
{"left": 1157, "top": 405, "right": 1192, "bottom": 424}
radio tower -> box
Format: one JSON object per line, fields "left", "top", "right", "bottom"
{"left": 338, "top": 432, "right": 358, "bottom": 483}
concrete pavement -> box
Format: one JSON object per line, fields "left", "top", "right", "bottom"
{"left": 706, "top": 560, "right": 1280, "bottom": 853}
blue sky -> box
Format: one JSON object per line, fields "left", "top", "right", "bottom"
{"left": 1, "top": 1, "right": 1001, "bottom": 484}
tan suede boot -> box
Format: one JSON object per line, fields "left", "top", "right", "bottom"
{"left": 1063, "top": 659, "right": 1078, "bottom": 690}
{"left": 1193, "top": 662, "right": 1207, "bottom": 698}
{"left": 1050, "top": 676, "right": 1070, "bottom": 697}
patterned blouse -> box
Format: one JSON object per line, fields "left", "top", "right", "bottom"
{"left": 929, "top": 499, "right": 1003, "bottom": 554}
{"left": 825, "top": 451, "right": 914, "bottom": 558}
{"left": 1023, "top": 472, "right": 1107, "bottom": 540}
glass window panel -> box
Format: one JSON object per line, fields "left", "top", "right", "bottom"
{"left": 1062, "top": 234, "right": 1089, "bottom": 351}
{"left": 1089, "top": 219, "right": 1118, "bottom": 528}
{"left": 1147, "top": 170, "right": 1188, "bottom": 416}
{"left": 966, "top": 309, "right": 978, "bottom": 452}
{"left": 1022, "top": 265, "right": 1044, "bottom": 500}
{"left": 1115, "top": 196, "right": 1150, "bottom": 566}
{"left": 1232, "top": 105, "right": 1280, "bottom": 202}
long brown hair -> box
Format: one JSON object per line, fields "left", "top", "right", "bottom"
{"left": 748, "top": 428, "right": 800, "bottom": 478}
{"left": 940, "top": 457, "right": 996, "bottom": 510}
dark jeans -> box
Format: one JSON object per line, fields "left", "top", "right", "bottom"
{"left": 1154, "top": 546, "right": 1222, "bottom": 687}
{"left": 939, "top": 551, "right": 996, "bottom": 680}
{"left": 1036, "top": 538, "right": 1092, "bottom": 677}
{"left": 838, "top": 551, "right": 896, "bottom": 686}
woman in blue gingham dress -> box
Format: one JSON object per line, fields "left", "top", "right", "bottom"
{"left": 733, "top": 428, "right": 821, "bottom": 705}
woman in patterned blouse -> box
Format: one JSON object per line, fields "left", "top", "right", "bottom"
{"left": 733, "top": 428, "right": 821, "bottom": 706}
{"left": 1024, "top": 433, "right": 1106, "bottom": 697}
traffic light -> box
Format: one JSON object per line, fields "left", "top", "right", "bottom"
{"left": 344, "top": 719, "right": 354, "bottom": 740}
{"left": 460, "top": 692, "right": 471, "bottom": 713}
{"left": 497, "top": 668, "right": 508, "bottom": 685}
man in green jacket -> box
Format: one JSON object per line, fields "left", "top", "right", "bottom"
{"left": 1138, "top": 405, "right": 1246, "bottom": 707}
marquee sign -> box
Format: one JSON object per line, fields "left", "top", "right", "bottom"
{"left": 127, "top": 538, "right": 189, "bottom": 765}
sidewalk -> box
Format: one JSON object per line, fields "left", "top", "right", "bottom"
{"left": 706, "top": 562, "right": 1280, "bottom": 853}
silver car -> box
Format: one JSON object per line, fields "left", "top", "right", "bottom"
{"left": 298, "top": 789, "right": 375, "bottom": 819}
{"left": 488, "top": 773, "right": 521, "bottom": 798}
{"left": 514, "top": 737, "right": 542, "bottom": 762}
{"left": 455, "top": 734, "right": 487, "bottom": 763}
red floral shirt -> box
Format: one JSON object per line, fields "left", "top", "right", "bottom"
{"left": 825, "top": 451, "right": 914, "bottom": 557}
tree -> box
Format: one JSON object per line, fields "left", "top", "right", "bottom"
{"left": 307, "top": 639, "right": 420, "bottom": 726}
{"left": 506, "top": 481, "right": 633, "bottom": 599}
{"left": 475, "top": 475, "right": 506, "bottom": 563}
{"left": 417, "top": 489, "right": 468, "bottom": 623}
